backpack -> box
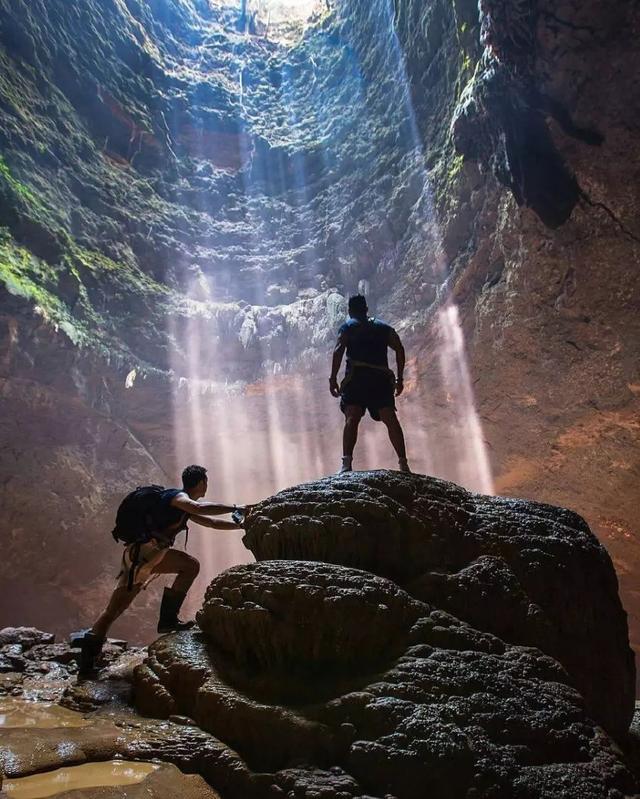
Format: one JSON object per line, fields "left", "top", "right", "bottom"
{"left": 111, "top": 485, "right": 168, "bottom": 545}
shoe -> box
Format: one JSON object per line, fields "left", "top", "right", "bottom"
{"left": 77, "top": 631, "right": 104, "bottom": 678}
{"left": 338, "top": 457, "right": 353, "bottom": 474}
{"left": 157, "top": 587, "right": 195, "bottom": 634}
{"left": 398, "top": 458, "right": 411, "bottom": 473}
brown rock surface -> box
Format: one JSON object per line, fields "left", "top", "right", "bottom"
{"left": 243, "top": 470, "right": 635, "bottom": 739}
{"left": 0, "top": 728, "right": 220, "bottom": 799}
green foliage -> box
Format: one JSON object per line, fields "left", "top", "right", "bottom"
{"left": 0, "top": 225, "right": 171, "bottom": 355}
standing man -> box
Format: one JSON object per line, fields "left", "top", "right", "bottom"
{"left": 78, "top": 464, "right": 244, "bottom": 676}
{"left": 329, "top": 295, "right": 410, "bottom": 473}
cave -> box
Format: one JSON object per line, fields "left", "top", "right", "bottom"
{"left": 1, "top": 0, "right": 640, "bottom": 796}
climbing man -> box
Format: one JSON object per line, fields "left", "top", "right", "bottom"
{"left": 329, "top": 294, "right": 410, "bottom": 473}
{"left": 78, "top": 464, "right": 245, "bottom": 676}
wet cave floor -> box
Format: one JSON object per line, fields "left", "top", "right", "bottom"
{"left": 0, "top": 638, "right": 222, "bottom": 799}
{"left": 2, "top": 631, "right": 640, "bottom": 799}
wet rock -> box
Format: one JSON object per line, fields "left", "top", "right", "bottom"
{"left": 272, "top": 766, "right": 362, "bottom": 798}
{"left": 0, "top": 655, "right": 18, "bottom": 674}
{"left": 0, "top": 644, "right": 25, "bottom": 672}
{"left": 62, "top": 677, "right": 134, "bottom": 713}
{"left": 26, "top": 643, "right": 78, "bottom": 665}
{"left": 244, "top": 471, "right": 635, "bottom": 740}
{"left": 0, "top": 706, "right": 250, "bottom": 799}
{"left": 2, "top": 758, "right": 219, "bottom": 799}
{"left": 0, "top": 627, "right": 55, "bottom": 649}
{"left": 135, "top": 560, "right": 637, "bottom": 798}
{"left": 196, "top": 560, "right": 422, "bottom": 675}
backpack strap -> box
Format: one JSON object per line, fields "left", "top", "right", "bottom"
{"left": 127, "top": 542, "right": 142, "bottom": 592}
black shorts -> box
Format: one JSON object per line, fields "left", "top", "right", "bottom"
{"left": 340, "top": 368, "right": 396, "bottom": 422}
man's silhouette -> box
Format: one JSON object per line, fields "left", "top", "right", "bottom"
{"left": 78, "top": 465, "right": 243, "bottom": 675}
{"left": 330, "top": 295, "right": 410, "bottom": 473}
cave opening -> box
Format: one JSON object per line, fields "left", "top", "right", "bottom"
{"left": 161, "top": 0, "right": 493, "bottom": 589}
{"left": 209, "top": 0, "right": 329, "bottom": 43}
{"left": 1, "top": 0, "right": 640, "bottom": 738}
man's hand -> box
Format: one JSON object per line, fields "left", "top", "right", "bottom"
{"left": 395, "top": 377, "right": 404, "bottom": 397}
{"left": 329, "top": 376, "right": 340, "bottom": 397}
{"left": 191, "top": 515, "right": 243, "bottom": 530}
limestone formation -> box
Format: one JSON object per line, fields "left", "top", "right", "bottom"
{"left": 1, "top": 473, "right": 638, "bottom": 797}
{"left": 243, "top": 471, "right": 636, "bottom": 739}
{"left": 196, "top": 560, "right": 423, "bottom": 674}
{"left": 135, "top": 556, "right": 637, "bottom": 797}
{"left": 1, "top": 0, "right": 640, "bottom": 710}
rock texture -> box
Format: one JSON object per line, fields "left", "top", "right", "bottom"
{"left": 243, "top": 471, "right": 635, "bottom": 739}
{"left": 0, "top": 0, "right": 639, "bottom": 687}
{"left": 136, "top": 567, "right": 636, "bottom": 797}
{"left": 1, "top": 474, "right": 638, "bottom": 797}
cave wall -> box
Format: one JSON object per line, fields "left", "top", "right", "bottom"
{"left": 0, "top": 0, "right": 639, "bottom": 674}
{"left": 391, "top": 0, "right": 640, "bottom": 667}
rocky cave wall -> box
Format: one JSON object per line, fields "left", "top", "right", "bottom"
{"left": 0, "top": 0, "right": 639, "bottom": 676}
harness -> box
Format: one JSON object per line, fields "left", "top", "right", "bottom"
{"left": 124, "top": 516, "right": 188, "bottom": 592}
{"left": 340, "top": 360, "right": 396, "bottom": 390}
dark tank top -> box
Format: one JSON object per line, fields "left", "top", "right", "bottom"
{"left": 154, "top": 488, "right": 189, "bottom": 543}
{"left": 339, "top": 317, "right": 393, "bottom": 371}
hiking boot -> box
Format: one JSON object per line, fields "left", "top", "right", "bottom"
{"left": 157, "top": 587, "right": 195, "bottom": 634}
{"left": 398, "top": 458, "right": 411, "bottom": 474}
{"left": 338, "top": 456, "right": 353, "bottom": 474}
{"left": 77, "top": 631, "right": 104, "bottom": 678}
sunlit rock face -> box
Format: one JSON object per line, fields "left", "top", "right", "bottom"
{"left": 134, "top": 474, "right": 637, "bottom": 796}
{"left": 0, "top": 0, "right": 639, "bottom": 682}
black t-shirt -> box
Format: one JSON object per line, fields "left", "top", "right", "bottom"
{"left": 339, "top": 317, "right": 393, "bottom": 371}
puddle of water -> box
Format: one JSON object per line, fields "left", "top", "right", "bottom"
{"left": 3, "top": 760, "right": 160, "bottom": 798}
{"left": 0, "top": 698, "right": 90, "bottom": 729}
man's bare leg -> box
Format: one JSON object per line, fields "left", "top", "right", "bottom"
{"left": 151, "top": 548, "right": 200, "bottom": 593}
{"left": 80, "top": 548, "right": 200, "bottom": 675}
{"left": 78, "top": 584, "right": 140, "bottom": 677}
{"left": 91, "top": 584, "right": 141, "bottom": 640}
{"left": 150, "top": 549, "right": 200, "bottom": 633}
{"left": 379, "top": 407, "right": 410, "bottom": 472}
{"left": 341, "top": 405, "right": 364, "bottom": 472}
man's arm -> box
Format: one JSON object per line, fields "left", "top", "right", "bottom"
{"left": 388, "top": 330, "right": 406, "bottom": 396}
{"left": 170, "top": 493, "right": 240, "bottom": 516}
{"left": 329, "top": 332, "right": 347, "bottom": 397}
{"left": 190, "top": 514, "right": 242, "bottom": 530}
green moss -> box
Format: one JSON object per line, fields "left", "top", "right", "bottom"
{"left": 448, "top": 153, "right": 465, "bottom": 181}
{"left": 0, "top": 155, "right": 42, "bottom": 207}
{"left": 0, "top": 228, "right": 86, "bottom": 344}
{"left": 65, "top": 240, "right": 171, "bottom": 301}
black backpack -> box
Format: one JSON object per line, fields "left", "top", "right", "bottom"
{"left": 112, "top": 485, "right": 167, "bottom": 545}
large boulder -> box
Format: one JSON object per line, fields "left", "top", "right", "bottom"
{"left": 196, "top": 560, "right": 423, "bottom": 675}
{"left": 242, "top": 471, "right": 635, "bottom": 739}
{"left": 135, "top": 559, "right": 637, "bottom": 799}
